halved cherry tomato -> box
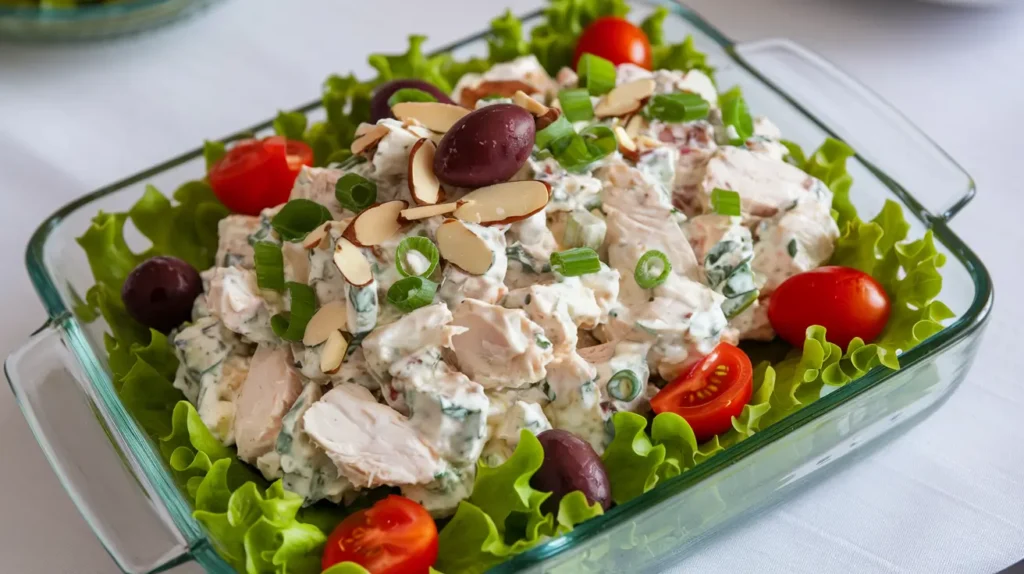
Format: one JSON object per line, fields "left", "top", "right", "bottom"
{"left": 322, "top": 495, "right": 438, "bottom": 574}
{"left": 208, "top": 136, "right": 313, "bottom": 215}
{"left": 650, "top": 343, "right": 753, "bottom": 443}
{"left": 573, "top": 17, "right": 653, "bottom": 70}
{"left": 767, "top": 266, "right": 891, "bottom": 350}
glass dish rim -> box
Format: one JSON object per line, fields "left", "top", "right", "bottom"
{"left": 20, "top": 1, "right": 994, "bottom": 570}
{"left": 0, "top": 0, "right": 213, "bottom": 21}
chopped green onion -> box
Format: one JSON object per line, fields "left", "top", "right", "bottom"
{"left": 324, "top": 149, "right": 354, "bottom": 166}
{"left": 550, "top": 247, "right": 601, "bottom": 277}
{"left": 563, "top": 209, "right": 607, "bottom": 251}
{"left": 645, "top": 92, "right": 710, "bottom": 123}
{"left": 386, "top": 276, "right": 438, "bottom": 312}
{"left": 579, "top": 125, "right": 617, "bottom": 163}
{"left": 558, "top": 89, "right": 595, "bottom": 122}
{"left": 635, "top": 250, "right": 671, "bottom": 289}
{"left": 711, "top": 188, "right": 741, "bottom": 217}
{"left": 722, "top": 289, "right": 759, "bottom": 319}
{"left": 576, "top": 53, "right": 616, "bottom": 96}
{"left": 271, "top": 199, "right": 332, "bottom": 242}
{"left": 335, "top": 173, "right": 378, "bottom": 212}
{"left": 270, "top": 282, "right": 317, "bottom": 341}
{"left": 535, "top": 115, "right": 574, "bottom": 150}
{"left": 550, "top": 133, "right": 591, "bottom": 171}
{"left": 395, "top": 236, "right": 440, "bottom": 278}
{"left": 253, "top": 242, "right": 285, "bottom": 291}
{"left": 719, "top": 86, "right": 753, "bottom": 143}
{"left": 607, "top": 370, "right": 642, "bottom": 401}
{"left": 387, "top": 88, "right": 437, "bottom": 108}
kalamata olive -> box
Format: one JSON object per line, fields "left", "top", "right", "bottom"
{"left": 433, "top": 103, "right": 536, "bottom": 188}
{"left": 121, "top": 256, "right": 203, "bottom": 334}
{"left": 531, "top": 429, "right": 612, "bottom": 514}
{"left": 369, "top": 79, "right": 454, "bottom": 123}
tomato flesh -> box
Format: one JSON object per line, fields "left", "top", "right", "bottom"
{"left": 573, "top": 17, "right": 653, "bottom": 70}
{"left": 767, "top": 265, "right": 891, "bottom": 350}
{"left": 650, "top": 343, "right": 753, "bottom": 443}
{"left": 208, "top": 136, "right": 313, "bottom": 216}
{"left": 322, "top": 495, "right": 438, "bottom": 574}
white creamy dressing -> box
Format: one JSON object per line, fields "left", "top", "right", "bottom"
{"left": 172, "top": 55, "right": 841, "bottom": 515}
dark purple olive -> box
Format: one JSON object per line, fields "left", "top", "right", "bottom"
{"left": 369, "top": 79, "right": 454, "bottom": 123}
{"left": 434, "top": 103, "right": 536, "bottom": 188}
{"left": 121, "top": 256, "right": 202, "bottom": 334}
{"left": 531, "top": 429, "right": 612, "bottom": 514}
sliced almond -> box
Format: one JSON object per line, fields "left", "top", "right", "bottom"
{"left": 436, "top": 219, "right": 495, "bottom": 275}
{"left": 399, "top": 202, "right": 459, "bottom": 222}
{"left": 513, "top": 90, "right": 550, "bottom": 117}
{"left": 637, "top": 135, "right": 665, "bottom": 149}
{"left": 407, "top": 139, "right": 444, "bottom": 206}
{"left": 342, "top": 200, "right": 408, "bottom": 247}
{"left": 319, "top": 330, "right": 349, "bottom": 374}
{"left": 624, "top": 114, "right": 646, "bottom": 139}
{"left": 302, "top": 222, "right": 332, "bottom": 250}
{"left": 615, "top": 126, "right": 639, "bottom": 162}
{"left": 392, "top": 102, "right": 469, "bottom": 133}
{"left": 303, "top": 301, "right": 348, "bottom": 346}
{"left": 351, "top": 124, "right": 390, "bottom": 155}
{"left": 354, "top": 122, "right": 376, "bottom": 137}
{"left": 453, "top": 180, "right": 551, "bottom": 226}
{"left": 594, "top": 78, "right": 656, "bottom": 119}
{"left": 333, "top": 238, "right": 374, "bottom": 286}
{"left": 459, "top": 80, "right": 537, "bottom": 109}
{"left": 535, "top": 107, "right": 562, "bottom": 131}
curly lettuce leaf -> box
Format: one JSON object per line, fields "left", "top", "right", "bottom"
{"left": 368, "top": 34, "right": 459, "bottom": 94}
{"left": 488, "top": 10, "right": 531, "bottom": 63}
{"left": 273, "top": 111, "right": 309, "bottom": 141}
{"left": 601, "top": 412, "right": 665, "bottom": 504}
{"left": 203, "top": 140, "right": 227, "bottom": 171}
{"left": 803, "top": 138, "right": 857, "bottom": 227}
{"left": 106, "top": 331, "right": 182, "bottom": 440}
{"left": 641, "top": 7, "right": 716, "bottom": 82}
{"left": 529, "top": 0, "right": 630, "bottom": 74}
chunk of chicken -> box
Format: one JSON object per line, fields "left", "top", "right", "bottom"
{"left": 615, "top": 64, "right": 718, "bottom": 108}
{"left": 503, "top": 278, "right": 602, "bottom": 352}
{"left": 541, "top": 352, "right": 608, "bottom": 454}
{"left": 451, "top": 55, "right": 557, "bottom": 107}
{"left": 451, "top": 299, "right": 554, "bottom": 389}
{"left": 529, "top": 156, "right": 603, "bottom": 213}
{"left": 233, "top": 344, "right": 303, "bottom": 464}
{"left": 752, "top": 198, "right": 840, "bottom": 294}
{"left": 726, "top": 298, "right": 774, "bottom": 342}
{"left": 303, "top": 384, "right": 444, "bottom": 488}
{"left": 205, "top": 267, "right": 277, "bottom": 344}
{"left": 362, "top": 303, "right": 466, "bottom": 388}
{"left": 215, "top": 215, "right": 261, "bottom": 268}
{"left": 290, "top": 166, "right": 347, "bottom": 218}
{"left": 438, "top": 223, "right": 509, "bottom": 309}
{"left": 578, "top": 340, "right": 656, "bottom": 416}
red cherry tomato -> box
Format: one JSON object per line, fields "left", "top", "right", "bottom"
{"left": 322, "top": 495, "right": 438, "bottom": 574}
{"left": 573, "top": 17, "right": 653, "bottom": 70}
{"left": 767, "top": 266, "right": 891, "bottom": 350}
{"left": 208, "top": 136, "right": 313, "bottom": 216}
{"left": 650, "top": 343, "right": 753, "bottom": 443}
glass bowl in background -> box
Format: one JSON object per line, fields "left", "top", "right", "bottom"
{"left": 0, "top": 0, "right": 222, "bottom": 41}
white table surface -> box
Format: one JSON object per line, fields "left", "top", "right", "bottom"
{"left": 1, "top": 1, "right": 1022, "bottom": 573}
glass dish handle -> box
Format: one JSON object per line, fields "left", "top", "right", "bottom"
{"left": 5, "top": 323, "right": 191, "bottom": 574}
{"left": 733, "top": 39, "right": 975, "bottom": 223}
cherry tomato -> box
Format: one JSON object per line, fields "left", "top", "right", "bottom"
{"left": 650, "top": 343, "right": 753, "bottom": 443}
{"left": 573, "top": 17, "right": 653, "bottom": 70}
{"left": 322, "top": 495, "right": 438, "bottom": 574}
{"left": 767, "top": 266, "right": 891, "bottom": 350}
{"left": 208, "top": 136, "right": 312, "bottom": 215}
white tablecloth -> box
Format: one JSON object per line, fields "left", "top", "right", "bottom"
{"left": 1, "top": 1, "right": 1021, "bottom": 573}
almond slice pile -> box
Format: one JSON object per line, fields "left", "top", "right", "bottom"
{"left": 408, "top": 139, "right": 444, "bottom": 205}
{"left": 320, "top": 330, "right": 349, "bottom": 374}
{"left": 392, "top": 102, "right": 469, "bottom": 133}
{"left": 351, "top": 124, "right": 390, "bottom": 155}
{"left": 436, "top": 219, "right": 495, "bottom": 275}
{"left": 453, "top": 180, "right": 551, "bottom": 225}
{"left": 333, "top": 237, "right": 374, "bottom": 286}
{"left": 400, "top": 202, "right": 460, "bottom": 222}
{"left": 615, "top": 125, "right": 639, "bottom": 162}
{"left": 303, "top": 301, "right": 348, "bottom": 346}
{"left": 594, "top": 78, "right": 656, "bottom": 119}
{"left": 342, "top": 200, "right": 408, "bottom": 247}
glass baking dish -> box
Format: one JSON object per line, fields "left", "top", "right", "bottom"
{"left": 4, "top": 1, "right": 993, "bottom": 573}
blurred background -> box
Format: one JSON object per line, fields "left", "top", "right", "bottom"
{"left": 1, "top": 0, "right": 1022, "bottom": 572}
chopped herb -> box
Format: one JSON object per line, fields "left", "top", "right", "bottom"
{"left": 787, "top": 239, "right": 799, "bottom": 257}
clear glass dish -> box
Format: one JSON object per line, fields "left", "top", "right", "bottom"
{"left": 4, "top": 2, "right": 993, "bottom": 573}
{"left": 0, "top": 0, "right": 222, "bottom": 41}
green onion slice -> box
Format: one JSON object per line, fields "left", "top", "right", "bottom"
{"left": 558, "top": 89, "right": 595, "bottom": 123}
{"left": 576, "top": 53, "right": 616, "bottom": 96}
{"left": 607, "top": 370, "right": 642, "bottom": 402}
{"left": 550, "top": 247, "right": 601, "bottom": 277}
{"left": 535, "top": 115, "right": 574, "bottom": 150}
{"left": 270, "top": 282, "right": 317, "bottom": 341}
{"left": 551, "top": 133, "right": 591, "bottom": 171}
{"left": 719, "top": 86, "right": 753, "bottom": 143}
{"left": 387, "top": 276, "right": 438, "bottom": 312}
{"left": 387, "top": 88, "right": 437, "bottom": 108}
{"left": 579, "top": 125, "right": 617, "bottom": 163}
{"left": 271, "top": 199, "right": 332, "bottom": 242}
{"left": 335, "top": 173, "right": 378, "bottom": 213}
{"left": 253, "top": 242, "right": 285, "bottom": 291}
{"left": 710, "top": 188, "right": 742, "bottom": 217}
{"left": 646, "top": 92, "right": 710, "bottom": 123}
{"left": 395, "top": 236, "right": 440, "bottom": 278}
{"left": 635, "top": 250, "right": 672, "bottom": 289}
